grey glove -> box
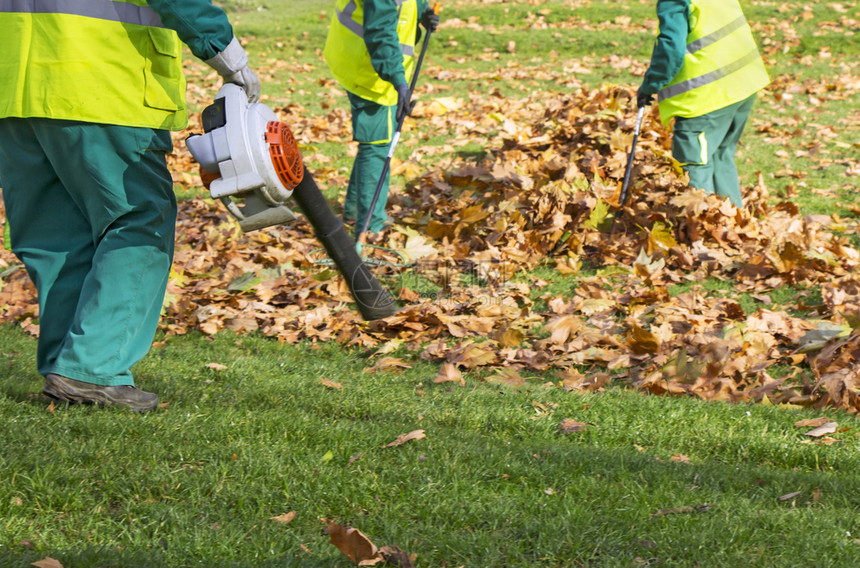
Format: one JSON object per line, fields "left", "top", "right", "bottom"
{"left": 204, "top": 37, "right": 261, "bottom": 103}
{"left": 395, "top": 83, "right": 412, "bottom": 123}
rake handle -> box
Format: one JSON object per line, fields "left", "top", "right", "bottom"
{"left": 619, "top": 106, "right": 646, "bottom": 208}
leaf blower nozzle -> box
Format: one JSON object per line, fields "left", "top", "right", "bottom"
{"left": 185, "top": 84, "right": 398, "bottom": 321}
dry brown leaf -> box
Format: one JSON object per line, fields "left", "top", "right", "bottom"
{"left": 670, "top": 454, "right": 693, "bottom": 464}
{"left": 494, "top": 326, "right": 525, "bottom": 348}
{"left": 794, "top": 417, "right": 833, "bottom": 428}
{"left": 31, "top": 559, "right": 63, "bottom": 568}
{"left": 544, "top": 315, "right": 583, "bottom": 344}
{"left": 270, "top": 511, "right": 297, "bottom": 524}
{"left": 206, "top": 363, "right": 227, "bottom": 371}
{"left": 804, "top": 422, "right": 838, "bottom": 437}
{"left": 628, "top": 324, "right": 661, "bottom": 355}
{"left": 365, "top": 357, "right": 412, "bottom": 374}
{"left": 485, "top": 367, "right": 527, "bottom": 388}
{"left": 558, "top": 418, "right": 588, "bottom": 433}
{"left": 384, "top": 429, "right": 426, "bottom": 448}
{"left": 451, "top": 343, "right": 497, "bottom": 369}
{"left": 323, "top": 519, "right": 384, "bottom": 566}
{"left": 433, "top": 362, "right": 464, "bottom": 385}
{"left": 319, "top": 378, "right": 343, "bottom": 390}
{"left": 400, "top": 234, "right": 437, "bottom": 261}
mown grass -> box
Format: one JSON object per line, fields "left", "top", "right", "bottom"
{"left": 2, "top": 325, "right": 860, "bottom": 567}
{"left": 2, "top": 1, "right": 860, "bottom": 566}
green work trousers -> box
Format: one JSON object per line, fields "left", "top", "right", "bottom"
{"left": 344, "top": 92, "right": 396, "bottom": 235}
{"left": 672, "top": 93, "right": 756, "bottom": 207}
{"left": 0, "top": 118, "right": 176, "bottom": 386}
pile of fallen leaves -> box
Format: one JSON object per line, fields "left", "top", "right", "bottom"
{"left": 1, "top": 84, "right": 858, "bottom": 413}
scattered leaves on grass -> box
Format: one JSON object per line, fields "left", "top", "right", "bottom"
{"left": 384, "top": 430, "right": 426, "bottom": 448}
{"left": 3, "top": 74, "right": 859, "bottom": 414}
{"left": 270, "top": 511, "right": 297, "bottom": 524}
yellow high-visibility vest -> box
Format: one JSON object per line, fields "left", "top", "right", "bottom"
{"left": 0, "top": 0, "right": 187, "bottom": 130}
{"left": 324, "top": 0, "right": 418, "bottom": 107}
{"left": 658, "top": 0, "right": 769, "bottom": 125}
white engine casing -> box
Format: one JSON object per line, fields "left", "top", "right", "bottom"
{"left": 186, "top": 83, "right": 293, "bottom": 206}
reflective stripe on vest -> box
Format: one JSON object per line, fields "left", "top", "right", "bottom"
{"left": 656, "top": 0, "right": 769, "bottom": 125}
{"left": 0, "top": 1, "right": 187, "bottom": 130}
{"left": 335, "top": 0, "right": 415, "bottom": 57}
{"left": 0, "top": 0, "right": 164, "bottom": 27}
{"left": 686, "top": 15, "right": 746, "bottom": 54}
{"left": 659, "top": 48, "right": 761, "bottom": 101}
{"left": 324, "top": 0, "right": 418, "bottom": 107}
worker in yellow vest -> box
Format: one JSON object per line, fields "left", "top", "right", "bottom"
{"left": 324, "top": 0, "right": 439, "bottom": 238}
{"left": 0, "top": 0, "right": 260, "bottom": 412}
{"left": 637, "top": 0, "right": 769, "bottom": 207}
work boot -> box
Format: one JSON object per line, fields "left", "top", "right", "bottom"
{"left": 42, "top": 373, "right": 159, "bottom": 413}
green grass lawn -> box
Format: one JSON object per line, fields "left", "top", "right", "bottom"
{"left": 2, "top": 1, "right": 860, "bottom": 566}
{"left": 2, "top": 326, "right": 859, "bottom": 567}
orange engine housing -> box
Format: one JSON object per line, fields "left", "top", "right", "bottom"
{"left": 265, "top": 121, "right": 304, "bottom": 192}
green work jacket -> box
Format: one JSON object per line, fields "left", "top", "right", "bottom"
{"left": 640, "top": 0, "right": 769, "bottom": 125}
{"left": 324, "top": 0, "right": 429, "bottom": 106}
{"left": 0, "top": 0, "right": 233, "bottom": 131}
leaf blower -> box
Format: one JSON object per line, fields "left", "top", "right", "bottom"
{"left": 185, "top": 83, "right": 398, "bottom": 321}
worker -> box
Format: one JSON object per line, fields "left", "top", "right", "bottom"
{"left": 637, "top": 0, "right": 769, "bottom": 207}
{"left": 0, "top": 0, "right": 260, "bottom": 412}
{"left": 324, "top": 0, "right": 440, "bottom": 240}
